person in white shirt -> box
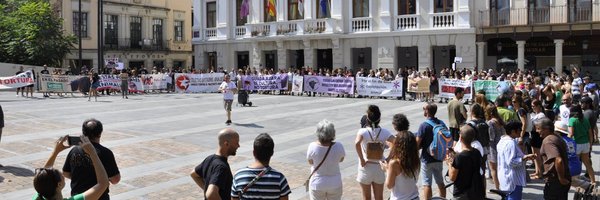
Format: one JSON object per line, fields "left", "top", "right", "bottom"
{"left": 497, "top": 121, "right": 537, "bottom": 200}
{"left": 219, "top": 75, "right": 237, "bottom": 125}
{"left": 306, "top": 119, "right": 345, "bottom": 200}
{"left": 355, "top": 105, "right": 395, "bottom": 200}
{"left": 559, "top": 94, "right": 572, "bottom": 126}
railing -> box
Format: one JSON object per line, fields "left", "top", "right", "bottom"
{"left": 103, "top": 38, "right": 169, "bottom": 51}
{"left": 276, "top": 21, "right": 299, "bottom": 35}
{"left": 304, "top": 19, "right": 329, "bottom": 34}
{"left": 528, "top": 7, "right": 551, "bottom": 24}
{"left": 205, "top": 28, "right": 217, "bottom": 39}
{"left": 235, "top": 26, "right": 247, "bottom": 38}
{"left": 569, "top": 5, "right": 593, "bottom": 22}
{"left": 249, "top": 23, "right": 272, "bottom": 37}
{"left": 351, "top": 17, "right": 372, "bottom": 32}
{"left": 431, "top": 12, "right": 455, "bottom": 28}
{"left": 394, "top": 14, "right": 419, "bottom": 31}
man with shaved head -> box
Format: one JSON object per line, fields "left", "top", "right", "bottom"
{"left": 191, "top": 128, "right": 240, "bottom": 200}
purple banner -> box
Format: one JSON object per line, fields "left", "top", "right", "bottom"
{"left": 241, "top": 74, "right": 289, "bottom": 90}
{"left": 302, "top": 75, "right": 354, "bottom": 94}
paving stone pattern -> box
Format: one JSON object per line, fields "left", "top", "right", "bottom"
{"left": 0, "top": 92, "right": 597, "bottom": 199}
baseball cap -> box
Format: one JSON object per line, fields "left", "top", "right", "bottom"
{"left": 554, "top": 121, "right": 569, "bottom": 135}
{"left": 585, "top": 83, "right": 597, "bottom": 91}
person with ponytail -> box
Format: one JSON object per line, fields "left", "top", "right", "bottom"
{"left": 33, "top": 135, "right": 108, "bottom": 200}
{"left": 354, "top": 105, "right": 395, "bottom": 200}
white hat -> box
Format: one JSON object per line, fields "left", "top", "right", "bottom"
{"left": 554, "top": 121, "right": 569, "bottom": 135}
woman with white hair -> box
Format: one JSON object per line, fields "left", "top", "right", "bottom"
{"left": 306, "top": 119, "right": 346, "bottom": 200}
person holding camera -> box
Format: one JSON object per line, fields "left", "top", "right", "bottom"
{"left": 446, "top": 124, "right": 485, "bottom": 200}
{"left": 33, "top": 135, "right": 109, "bottom": 200}
{"left": 62, "top": 119, "right": 121, "bottom": 200}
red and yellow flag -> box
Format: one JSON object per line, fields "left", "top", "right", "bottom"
{"left": 267, "top": 0, "right": 276, "bottom": 16}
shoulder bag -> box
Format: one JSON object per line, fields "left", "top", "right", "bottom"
{"left": 304, "top": 142, "right": 335, "bottom": 192}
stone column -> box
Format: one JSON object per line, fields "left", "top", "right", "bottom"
{"left": 517, "top": 41, "right": 526, "bottom": 71}
{"left": 555, "top": 39, "right": 564, "bottom": 74}
{"left": 476, "top": 42, "right": 486, "bottom": 70}
{"left": 250, "top": 42, "right": 261, "bottom": 68}
{"left": 276, "top": 40, "right": 286, "bottom": 70}
{"left": 332, "top": 38, "right": 343, "bottom": 67}
{"left": 303, "top": 39, "right": 314, "bottom": 68}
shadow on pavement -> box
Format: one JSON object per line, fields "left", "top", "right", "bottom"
{"left": 233, "top": 123, "right": 264, "bottom": 129}
{"left": 0, "top": 165, "right": 35, "bottom": 177}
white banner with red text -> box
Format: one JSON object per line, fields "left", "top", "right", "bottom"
{"left": 140, "top": 74, "right": 169, "bottom": 90}
{"left": 356, "top": 77, "right": 403, "bottom": 97}
{"left": 0, "top": 70, "right": 34, "bottom": 89}
{"left": 438, "top": 78, "right": 473, "bottom": 100}
{"left": 174, "top": 73, "right": 224, "bottom": 93}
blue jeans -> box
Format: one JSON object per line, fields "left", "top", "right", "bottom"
{"left": 507, "top": 185, "right": 523, "bottom": 200}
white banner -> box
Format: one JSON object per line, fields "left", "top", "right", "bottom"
{"left": 0, "top": 70, "right": 34, "bottom": 89}
{"left": 39, "top": 74, "right": 82, "bottom": 92}
{"left": 291, "top": 75, "right": 303, "bottom": 93}
{"left": 141, "top": 74, "right": 169, "bottom": 90}
{"left": 174, "top": 73, "right": 224, "bottom": 93}
{"left": 438, "top": 78, "right": 473, "bottom": 100}
{"left": 356, "top": 77, "right": 403, "bottom": 97}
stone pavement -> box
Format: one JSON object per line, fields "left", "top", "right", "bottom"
{"left": 0, "top": 91, "right": 597, "bottom": 199}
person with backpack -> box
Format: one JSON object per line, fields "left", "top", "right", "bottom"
{"left": 354, "top": 105, "right": 395, "bottom": 200}
{"left": 446, "top": 124, "right": 485, "bottom": 200}
{"left": 415, "top": 103, "right": 451, "bottom": 200}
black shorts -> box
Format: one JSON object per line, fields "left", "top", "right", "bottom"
{"left": 530, "top": 131, "right": 543, "bottom": 148}
{"left": 544, "top": 180, "right": 570, "bottom": 200}
{"left": 450, "top": 128, "right": 460, "bottom": 142}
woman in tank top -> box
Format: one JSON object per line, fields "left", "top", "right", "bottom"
{"left": 381, "top": 114, "right": 419, "bottom": 200}
{"left": 120, "top": 70, "right": 129, "bottom": 99}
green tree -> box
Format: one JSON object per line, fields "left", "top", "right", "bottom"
{"left": 0, "top": 0, "right": 76, "bottom": 67}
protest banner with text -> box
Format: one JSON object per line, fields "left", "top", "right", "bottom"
{"left": 474, "top": 80, "right": 501, "bottom": 101}
{"left": 302, "top": 76, "right": 354, "bottom": 94}
{"left": 39, "top": 74, "right": 82, "bottom": 92}
{"left": 140, "top": 74, "right": 169, "bottom": 90}
{"left": 174, "top": 73, "right": 224, "bottom": 93}
{"left": 438, "top": 78, "right": 473, "bottom": 100}
{"left": 407, "top": 77, "right": 430, "bottom": 93}
{"left": 356, "top": 77, "right": 403, "bottom": 97}
{"left": 0, "top": 70, "right": 34, "bottom": 89}
{"left": 240, "top": 74, "right": 288, "bottom": 91}
{"left": 291, "top": 75, "right": 303, "bottom": 93}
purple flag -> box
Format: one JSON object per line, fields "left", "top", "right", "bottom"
{"left": 320, "top": 0, "right": 328, "bottom": 16}
{"left": 240, "top": 0, "right": 249, "bottom": 18}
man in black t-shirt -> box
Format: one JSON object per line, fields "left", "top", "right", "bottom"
{"left": 40, "top": 65, "right": 50, "bottom": 97}
{"left": 447, "top": 124, "right": 485, "bottom": 199}
{"left": 63, "top": 119, "right": 121, "bottom": 200}
{"left": 15, "top": 66, "right": 24, "bottom": 97}
{"left": 191, "top": 128, "right": 240, "bottom": 200}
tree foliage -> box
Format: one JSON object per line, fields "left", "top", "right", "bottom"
{"left": 0, "top": 0, "right": 76, "bottom": 67}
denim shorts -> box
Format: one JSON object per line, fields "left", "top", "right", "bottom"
{"left": 419, "top": 162, "right": 444, "bottom": 186}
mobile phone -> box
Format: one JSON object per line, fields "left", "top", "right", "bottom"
{"left": 67, "top": 136, "right": 82, "bottom": 146}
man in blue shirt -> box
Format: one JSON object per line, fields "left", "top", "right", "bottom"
{"left": 415, "top": 103, "right": 446, "bottom": 199}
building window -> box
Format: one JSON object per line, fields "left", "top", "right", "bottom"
{"left": 528, "top": 0, "right": 550, "bottom": 24}
{"left": 288, "top": 0, "right": 303, "bottom": 20}
{"left": 490, "top": 0, "right": 510, "bottom": 25}
{"left": 73, "top": 12, "right": 87, "bottom": 37}
{"left": 153, "top": 19, "right": 163, "bottom": 48}
{"left": 316, "top": 0, "right": 331, "bottom": 18}
{"left": 236, "top": 0, "right": 248, "bottom": 26}
{"left": 434, "top": 0, "right": 453, "bottom": 13}
{"left": 174, "top": 21, "right": 184, "bottom": 41}
{"left": 569, "top": 0, "right": 592, "bottom": 22}
{"left": 353, "top": 0, "right": 369, "bottom": 18}
{"left": 398, "top": 0, "right": 416, "bottom": 15}
{"left": 206, "top": 2, "right": 217, "bottom": 28}
{"left": 130, "top": 16, "right": 142, "bottom": 49}
{"left": 104, "top": 15, "right": 118, "bottom": 46}
{"left": 264, "top": 0, "right": 277, "bottom": 22}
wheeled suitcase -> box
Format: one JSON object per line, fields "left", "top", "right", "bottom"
{"left": 238, "top": 90, "right": 252, "bottom": 106}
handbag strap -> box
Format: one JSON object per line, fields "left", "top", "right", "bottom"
{"left": 308, "top": 142, "right": 335, "bottom": 180}
{"left": 240, "top": 167, "right": 271, "bottom": 195}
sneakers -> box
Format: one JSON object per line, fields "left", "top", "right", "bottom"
{"left": 225, "top": 120, "right": 232, "bottom": 125}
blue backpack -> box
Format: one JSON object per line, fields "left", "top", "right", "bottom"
{"left": 425, "top": 119, "right": 454, "bottom": 161}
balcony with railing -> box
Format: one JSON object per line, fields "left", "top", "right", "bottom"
{"left": 204, "top": 28, "right": 217, "bottom": 40}
{"left": 249, "top": 23, "right": 273, "bottom": 37}
{"left": 480, "top": 4, "right": 598, "bottom": 28}
{"left": 103, "top": 38, "right": 169, "bottom": 51}
{"left": 394, "top": 14, "right": 419, "bottom": 31}
{"left": 276, "top": 21, "right": 300, "bottom": 35}
{"left": 351, "top": 17, "right": 372, "bottom": 33}
{"left": 431, "top": 12, "right": 456, "bottom": 28}
{"left": 235, "top": 26, "right": 247, "bottom": 38}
